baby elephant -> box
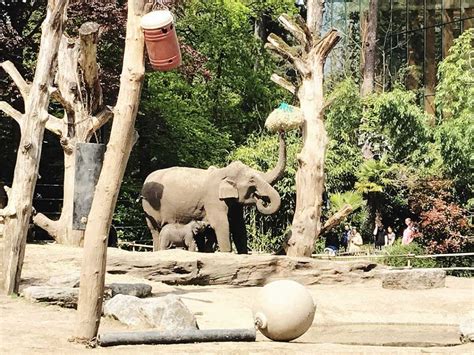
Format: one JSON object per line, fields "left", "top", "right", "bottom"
{"left": 159, "top": 220, "right": 209, "bottom": 251}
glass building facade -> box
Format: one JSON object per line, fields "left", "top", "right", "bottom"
{"left": 323, "top": 0, "right": 474, "bottom": 113}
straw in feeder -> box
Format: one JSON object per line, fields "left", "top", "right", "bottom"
{"left": 265, "top": 103, "right": 304, "bottom": 133}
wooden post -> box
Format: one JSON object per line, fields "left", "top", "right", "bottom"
{"left": 0, "top": 0, "right": 69, "bottom": 294}
{"left": 74, "top": 0, "right": 147, "bottom": 341}
{"left": 266, "top": 2, "right": 341, "bottom": 257}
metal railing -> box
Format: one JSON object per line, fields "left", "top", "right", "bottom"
{"left": 312, "top": 251, "right": 474, "bottom": 271}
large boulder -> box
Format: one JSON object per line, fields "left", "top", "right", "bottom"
{"left": 22, "top": 286, "right": 79, "bottom": 308}
{"left": 105, "top": 283, "right": 152, "bottom": 298}
{"left": 459, "top": 311, "right": 474, "bottom": 343}
{"left": 381, "top": 269, "right": 446, "bottom": 289}
{"left": 103, "top": 294, "right": 198, "bottom": 330}
{"left": 47, "top": 273, "right": 80, "bottom": 288}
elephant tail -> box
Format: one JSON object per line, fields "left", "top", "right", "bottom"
{"left": 143, "top": 210, "right": 162, "bottom": 231}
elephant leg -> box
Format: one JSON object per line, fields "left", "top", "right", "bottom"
{"left": 158, "top": 234, "right": 169, "bottom": 250}
{"left": 208, "top": 214, "right": 232, "bottom": 252}
{"left": 145, "top": 216, "right": 161, "bottom": 251}
{"left": 186, "top": 236, "right": 198, "bottom": 252}
{"left": 228, "top": 204, "right": 248, "bottom": 254}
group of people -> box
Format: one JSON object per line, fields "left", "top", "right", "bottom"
{"left": 324, "top": 217, "right": 417, "bottom": 255}
{"left": 324, "top": 225, "right": 363, "bottom": 255}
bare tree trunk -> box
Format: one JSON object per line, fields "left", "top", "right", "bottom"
{"left": 74, "top": 0, "right": 147, "bottom": 342}
{"left": 31, "top": 22, "right": 112, "bottom": 247}
{"left": 266, "top": 2, "right": 341, "bottom": 257}
{"left": 0, "top": 0, "right": 69, "bottom": 294}
{"left": 360, "top": 0, "right": 378, "bottom": 96}
{"left": 33, "top": 151, "right": 84, "bottom": 245}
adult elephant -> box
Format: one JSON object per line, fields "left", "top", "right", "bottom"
{"left": 141, "top": 133, "right": 286, "bottom": 253}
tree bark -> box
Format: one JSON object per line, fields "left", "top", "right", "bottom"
{"left": 74, "top": 0, "right": 147, "bottom": 341}
{"left": 319, "top": 204, "right": 353, "bottom": 236}
{"left": 360, "top": 0, "right": 378, "bottom": 97}
{"left": 1, "top": 0, "right": 69, "bottom": 295}
{"left": 266, "top": 3, "right": 340, "bottom": 257}
{"left": 31, "top": 22, "right": 111, "bottom": 247}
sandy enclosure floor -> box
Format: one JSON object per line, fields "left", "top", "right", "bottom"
{"left": 0, "top": 244, "right": 473, "bottom": 354}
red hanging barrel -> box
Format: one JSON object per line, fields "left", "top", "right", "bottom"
{"left": 141, "top": 10, "right": 182, "bottom": 71}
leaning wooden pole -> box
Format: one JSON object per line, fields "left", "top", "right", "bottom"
{"left": 75, "top": 0, "right": 147, "bottom": 341}
{"left": 0, "top": 0, "right": 69, "bottom": 294}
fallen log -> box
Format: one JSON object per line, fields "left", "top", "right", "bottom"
{"left": 98, "top": 328, "right": 256, "bottom": 347}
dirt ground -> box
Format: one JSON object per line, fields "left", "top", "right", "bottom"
{"left": 1, "top": 244, "right": 473, "bottom": 354}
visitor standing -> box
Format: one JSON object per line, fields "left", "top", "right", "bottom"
{"left": 348, "top": 227, "right": 363, "bottom": 253}
{"left": 402, "top": 218, "right": 415, "bottom": 245}
{"left": 324, "top": 233, "right": 340, "bottom": 256}
{"left": 341, "top": 224, "right": 350, "bottom": 251}
{"left": 385, "top": 226, "right": 396, "bottom": 246}
{"left": 373, "top": 220, "right": 386, "bottom": 249}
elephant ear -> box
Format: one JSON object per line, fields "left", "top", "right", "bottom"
{"left": 219, "top": 178, "right": 238, "bottom": 200}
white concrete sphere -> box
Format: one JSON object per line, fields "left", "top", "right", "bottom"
{"left": 253, "top": 280, "right": 316, "bottom": 341}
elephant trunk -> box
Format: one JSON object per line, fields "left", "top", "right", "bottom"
{"left": 255, "top": 182, "right": 281, "bottom": 215}
{"left": 262, "top": 131, "right": 287, "bottom": 185}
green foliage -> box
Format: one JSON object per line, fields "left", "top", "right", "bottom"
{"left": 381, "top": 241, "right": 436, "bottom": 268}
{"left": 325, "top": 79, "right": 363, "bottom": 145}
{"left": 436, "top": 28, "right": 474, "bottom": 121}
{"left": 433, "top": 29, "right": 474, "bottom": 199}
{"left": 360, "top": 88, "right": 429, "bottom": 163}
{"left": 112, "top": 183, "right": 148, "bottom": 244}
{"left": 176, "top": 0, "right": 290, "bottom": 144}
{"left": 355, "top": 157, "right": 400, "bottom": 194}
{"left": 230, "top": 131, "right": 300, "bottom": 252}
{"left": 436, "top": 111, "right": 474, "bottom": 199}
{"left": 325, "top": 79, "right": 364, "bottom": 192}
{"left": 329, "top": 191, "right": 366, "bottom": 214}
{"left": 141, "top": 72, "right": 233, "bottom": 169}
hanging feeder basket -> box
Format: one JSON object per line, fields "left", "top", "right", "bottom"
{"left": 141, "top": 10, "right": 182, "bottom": 71}
{"left": 265, "top": 103, "right": 304, "bottom": 133}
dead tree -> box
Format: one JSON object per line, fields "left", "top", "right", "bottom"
{"left": 31, "top": 22, "right": 112, "bottom": 246}
{"left": 74, "top": 0, "right": 148, "bottom": 341}
{"left": 1, "top": 20, "right": 111, "bottom": 247}
{"left": 266, "top": 1, "right": 341, "bottom": 257}
{"left": 360, "top": 0, "right": 378, "bottom": 96}
{"left": 0, "top": 0, "right": 69, "bottom": 294}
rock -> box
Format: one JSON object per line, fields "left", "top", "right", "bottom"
{"left": 22, "top": 286, "right": 78, "bottom": 308}
{"left": 381, "top": 269, "right": 446, "bottom": 289}
{"left": 459, "top": 311, "right": 474, "bottom": 343}
{"left": 103, "top": 294, "right": 198, "bottom": 330}
{"left": 105, "top": 283, "right": 152, "bottom": 298}
{"left": 107, "top": 249, "right": 382, "bottom": 286}
{"left": 47, "top": 273, "right": 80, "bottom": 288}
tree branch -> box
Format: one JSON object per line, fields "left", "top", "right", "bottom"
{"left": 0, "top": 101, "right": 23, "bottom": 126}
{"left": 278, "top": 14, "right": 309, "bottom": 51}
{"left": 295, "top": 15, "right": 313, "bottom": 45}
{"left": 270, "top": 73, "right": 296, "bottom": 94}
{"left": 307, "top": 0, "right": 325, "bottom": 37}
{"left": 1, "top": 61, "right": 30, "bottom": 100}
{"left": 0, "top": 205, "right": 16, "bottom": 218}
{"left": 319, "top": 204, "right": 353, "bottom": 236}
{"left": 313, "top": 29, "right": 341, "bottom": 61}
{"left": 46, "top": 114, "right": 64, "bottom": 136}
{"left": 79, "top": 22, "right": 103, "bottom": 115}
{"left": 32, "top": 213, "right": 59, "bottom": 242}
{"left": 84, "top": 106, "right": 114, "bottom": 141}
{"left": 265, "top": 33, "right": 310, "bottom": 76}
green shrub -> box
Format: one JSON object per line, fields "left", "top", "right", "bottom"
{"left": 381, "top": 241, "right": 436, "bottom": 268}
